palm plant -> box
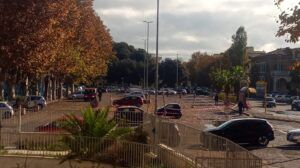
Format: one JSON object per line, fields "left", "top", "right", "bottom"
{"left": 231, "top": 66, "right": 247, "bottom": 96}
{"left": 210, "top": 68, "right": 233, "bottom": 101}
{"left": 60, "top": 107, "right": 132, "bottom": 163}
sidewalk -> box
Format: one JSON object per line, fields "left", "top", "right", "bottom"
{"left": 247, "top": 109, "right": 300, "bottom": 123}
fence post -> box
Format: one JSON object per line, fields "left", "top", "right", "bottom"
{"left": 18, "top": 106, "right": 22, "bottom": 133}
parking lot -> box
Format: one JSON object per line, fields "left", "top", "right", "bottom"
{"left": 0, "top": 93, "right": 299, "bottom": 168}
{"left": 108, "top": 93, "right": 300, "bottom": 168}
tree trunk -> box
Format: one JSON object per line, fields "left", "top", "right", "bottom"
{"left": 48, "top": 77, "right": 52, "bottom": 101}
{"left": 52, "top": 77, "right": 56, "bottom": 100}
{"left": 71, "top": 84, "right": 75, "bottom": 93}
{"left": 24, "top": 76, "right": 29, "bottom": 96}
{"left": 58, "top": 81, "right": 63, "bottom": 99}
{"left": 66, "top": 84, "right": 69, "bottom": 98}
{"left": 7, "top": 81, "right": 16, "bottom": 100}
{"left": 44, "top": 76, "right": 49, "bottom": 100}
{"left": 0, "top": 82, "right": 4, "bottom": 100}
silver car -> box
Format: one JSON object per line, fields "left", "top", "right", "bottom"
{"left": 68, "top": 91, "right": 84, "bottom": 100}
{"left": 25, "top": 96, "right": 47, "bottom": 108}
{"left": 287, "top": 129, "right": 300, "bottom": 143}
{"left": 0, "top": 102, "right": 14, "bottom": 118}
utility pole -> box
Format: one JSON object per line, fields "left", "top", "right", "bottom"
{"left": 155, "top": 0, "right": 160, "bottom": 113}
{"left": 143, "top": 39, "right": 147, "bottom": 89}
{"left": 176, "top": 53, "right": 179, "bottom": 90}
{"left": 143, "top": 20, "right": 153, "bottom": 90}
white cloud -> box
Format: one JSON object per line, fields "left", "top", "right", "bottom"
{"left": 94, "top": 0, "right": 300, "bottom": 59}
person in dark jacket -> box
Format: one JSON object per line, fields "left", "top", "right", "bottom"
{"left": 214, "top": 93, "right": 219, "bottom": 105}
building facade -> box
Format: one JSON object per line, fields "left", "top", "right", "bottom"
{"left": 251, "top": 47, "right": 300, "bottom": 94}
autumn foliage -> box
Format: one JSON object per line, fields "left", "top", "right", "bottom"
{"left": 276, "top": 0, "right": 300, "bottom": 43}
{"left": 0, "top": 0, "right": 113, "bottom": 99}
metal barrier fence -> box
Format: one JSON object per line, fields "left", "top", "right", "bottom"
{"left": 144, "top": 114, "right": 263, "bottom": 168}
{"left": 3, "top": 132, "right": 196, "bottom": 168}
{"left": 0, "top": 102, "right": 263, "bottom": 168}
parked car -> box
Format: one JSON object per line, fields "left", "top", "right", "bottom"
{"left": 25, "top": 95, "right": 47, "bottom": 109}
{"left": 0, "top": 102, "right": 14, "bottom": 118}
{"left": 291, "top": 100, "right": 300, "bottom": 111}
{"left": 35, "top": 120, "right": 64, "bottom": 132}
{"left": 180, "top": 89, "right": 187, "bottom": 95}
{"left": 83, "top": 88, "right": 97, "bottom": 101}
{"left": 68, "top": 90, "right": 84, "bottom": 100}
{"left": 275, "top": 95, "right": 286, "bottom": 103}
{"left": 145, "top": 89, "right": 155, "bottom": 95}
{"left": 288, "top": 96, "right": 299, "bottom": 104}
{"left": 113, "top": 96, "right": 143, "bottom": 107}
{"left": 114, "top": 106, "right": 144, "bottom": 126}
{"left": 157, "top": 89, "right": 167, "bottom": 95}
{"left": 125, "top": 91, "right": 145, "bottom": 99}
{"left": 167, "top": 89, "right": 177, "bottom": 95}
{"left": 207, "top": 118, "right": 275, "bottom": 146}
{"left": 287, "top": 129, "right": 300, "bottom": 144}
{"left": 156, "top": 103, "right": 182, "bottom": 119}
{"left": 35, "top": 117, "right": 83, "bottom": 132}
{"left": 263, "top": 97, "right": 276, "bottom": 108}
{"left": 195, "top": 88, "right": 209, "bottom": 96}
{"left": 284, "top": 95, "right": 292, "bottom": 103}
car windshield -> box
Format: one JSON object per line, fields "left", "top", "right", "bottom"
{"left": 216, "top": 120, "right": 235, "bottom": 130}
{"left": 84, "top": 89, "right": 96, "bottom": 94}
{"left": 31, "top": 96, "right": 41, "bottom": 100}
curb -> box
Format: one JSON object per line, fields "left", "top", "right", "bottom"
{"left": 247, "top": 112, "right": 300, "bottom": 123}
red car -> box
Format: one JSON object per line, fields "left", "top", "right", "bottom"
{"left": 35, "top": 120, "right": 64, "bottom": 132}
{"left": 35, "top": 117, "right": 83, "bottom": 132}
{"left": 113, "top": 96, "right": 143, "bottom": 107}
{"left": 84, "top": 88, "right": 97, "bottom": 101}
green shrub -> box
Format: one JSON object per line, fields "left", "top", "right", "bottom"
{"left": 218, "top": 92, "right": 237, "bottom": 103}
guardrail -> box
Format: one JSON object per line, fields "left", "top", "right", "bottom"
{"left": 3, "top": 132, "right": 196, "bottom": 168}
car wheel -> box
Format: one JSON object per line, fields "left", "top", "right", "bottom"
{"left": 175, "top": 115, "right": 182, "bottom": 119}
{"left": 257, "top": 136, "right": 269, "bottom": 146}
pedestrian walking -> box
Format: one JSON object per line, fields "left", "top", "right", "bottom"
{"left": 98, "top": 88, "right": 102, "bottom": 101}
{"left": 214, "top": 93, "right": 219, "bottom": 105}
{"left": 238, "top": 101, "right": 244, "bottom": 115}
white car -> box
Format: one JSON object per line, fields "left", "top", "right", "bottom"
{"left": 167, "top": 89, "right": 177, "bottom": 95}
{"left": 0, "top": 102, "right": 14, "bottom": 118}
{"left": 287, "top": 129, "right": 300, "bottom": 143}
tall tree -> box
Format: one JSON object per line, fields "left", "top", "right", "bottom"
{"left": 227, "top": 26, "right": 248, "bottom": 67}
{"left": 159, "top": 58, "right": 188, "bottom": 88}
{"left": 186, "top": 52, "right": 223, "bottom": 87}
{"left": 276, "top": 0, "right": 300, "bottom": 43}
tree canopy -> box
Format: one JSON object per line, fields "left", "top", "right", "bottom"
{"left": 276, "top": 0, "right": 300, "bottom": 43}
{"left": 226, "top": 26, "right": 248, "bottom": 67}
{"left": 0, "top": 0, "right": 113, "bottom": 99}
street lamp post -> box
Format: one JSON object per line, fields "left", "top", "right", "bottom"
{"left": 143, "top": 20, "right": 153, "bottom": 90}
{"left": 155, "top": 0, "right": 159, "bottom": 113}
{"left": 176, "top": 53, "right": 179, "bottom": 90}
{"left": 143, "top": 39, "right": 147, "bottom": 89}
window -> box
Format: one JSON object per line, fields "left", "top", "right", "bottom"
{"left": 0, "top": 103, "right": 5, "bottom": 108}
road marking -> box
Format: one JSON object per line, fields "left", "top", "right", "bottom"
{"left": 276, "top": 129, "right": 287, "bottom": 134}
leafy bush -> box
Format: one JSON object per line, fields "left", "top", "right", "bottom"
{"left": 218, "top": 92, "right": 237, "bottom": 103}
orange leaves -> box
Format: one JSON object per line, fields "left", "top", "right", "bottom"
{"left": 0, "top": 0, "right": 113, "bottom": 83}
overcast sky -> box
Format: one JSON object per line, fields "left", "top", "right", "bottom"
{"left": 93, "top": 0, "right": 299, "bottom": 60}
